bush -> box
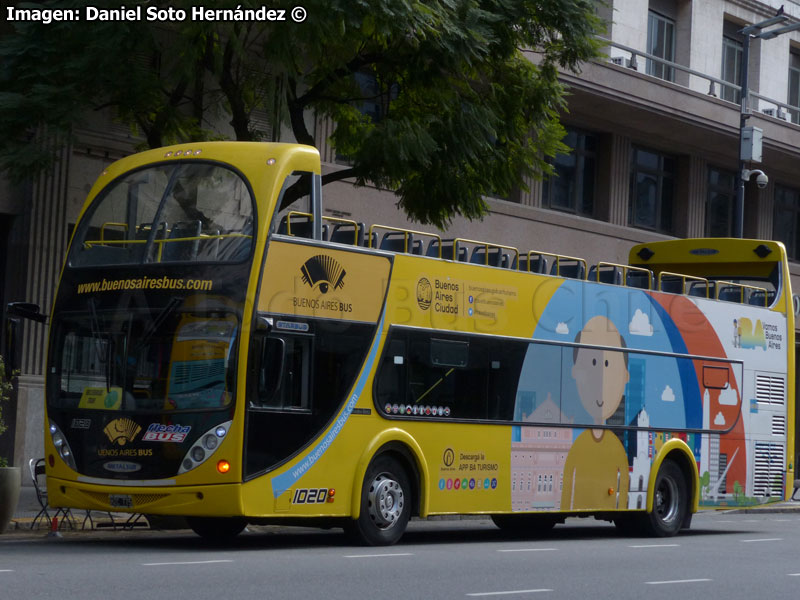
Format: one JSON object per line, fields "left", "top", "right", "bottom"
{"left": 0, "top": 356, "right": 15, "bottom": 468}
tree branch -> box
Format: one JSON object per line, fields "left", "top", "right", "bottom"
{"left": 321, "top": 167, "right": 359, "bottom": 186}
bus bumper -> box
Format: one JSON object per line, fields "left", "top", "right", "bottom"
{"left": 47, "top": 477, "right": 245, "bottom": 518}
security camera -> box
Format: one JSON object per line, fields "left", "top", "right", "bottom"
{"left": 743, "top": 169, "right": 769, "bottom": 189}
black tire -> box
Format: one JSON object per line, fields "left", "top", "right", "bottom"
{"left": 641, "top": 460, "right": 688, "bottom": 537}
{"left": 491, "top": 514, "right": 557, "bottom": 535}
{"left": 187, "top": 516, "right": 247, "bottom": 542}
{"left": 347, "top": 455, "right": 412, "bottom": 546}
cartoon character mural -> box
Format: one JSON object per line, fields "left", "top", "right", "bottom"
{"left": 561, "top": 315, "right": 630, "bottom": 510}
{"left": 510, "top": 278, "right": 750, "bottom": 512}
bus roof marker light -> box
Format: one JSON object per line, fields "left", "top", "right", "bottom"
{"left": 164, "top": 151, "right": 172, "bottom": 157}
{"left": 637, "top": 247, "right": 655, "bottom": 261}
{"left": 194, "top": 149, "right": 202, "bottom": 155}
{"left": 266, "top": 158, "right": 276, "bottom": 166}
{"left": 754, "top": 244, "right": 772, "bottom": 258}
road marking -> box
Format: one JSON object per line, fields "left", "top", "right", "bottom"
{"left": 344, "top": 553, "right": 413, "bottom": 559}
{"left": 772, "top": 519, "right": 793, "bottom": 522}
{"left": 0, "top": 570, "right": 14, "bottom": 573}
{"left": 629, "top": 544, "right": 679, "bottom": 548}
{"left": 645, "top": 579, "right": 712, "bottom": 586}
{"left": 740, "top": 538, "right": 782, "bottom": 543}
{"left": 788, "top": 573, "right": 800, "bottom": 577}
{"left": 498, "top": 548, "right": 557, "bottom": 553}
{"left": 466, "top": 589, "right": 552, "bottom": 596}
{"left": 714, "top": 520, "right": 735, "bottom": 523}
{"left": 142, "top": 560, "right": 234, "bottom": 566}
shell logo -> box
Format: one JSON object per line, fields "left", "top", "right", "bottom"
{"left": 416, "top": 277, "right": 432, "bottom": 310}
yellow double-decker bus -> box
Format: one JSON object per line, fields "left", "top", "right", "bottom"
{"left": 32, "top": 142, "right": 794, "bottom": 545}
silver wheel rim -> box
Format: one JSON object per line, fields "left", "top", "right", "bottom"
{"left": 655, "top": 475, "right": 679, "bottom": 524}
{"left": 367, "top": 472, "right": 404, "bottom": 530}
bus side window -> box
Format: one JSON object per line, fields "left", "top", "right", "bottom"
{"left": 255, "top": 334, "right": 312, "bottom": 411}
{"left": 376, "top": 338, "right": 407, "bottom": 405}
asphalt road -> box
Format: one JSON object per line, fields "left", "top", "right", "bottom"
{"left": 2, "top": 512, "right": 799, "bottom": 600}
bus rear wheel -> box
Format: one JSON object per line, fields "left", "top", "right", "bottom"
{"left": 641, "top": 460, "right": 688, "bottom": 537}
{"left": 347, "top": 455, "right": 412, "bottom": 546}
{"left": 187, "top": 516, "right": 247, "bottom": 542}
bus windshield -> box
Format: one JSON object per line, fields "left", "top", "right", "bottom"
{"left": 49, "top": 306, "right": 238, "bottom": 413}
{"left": 68, "top": 162, "right": 254, "bottom": 267}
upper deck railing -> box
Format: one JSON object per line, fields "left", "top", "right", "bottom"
{"left": 275, "top": 212, "right": 773, "bottom": 307}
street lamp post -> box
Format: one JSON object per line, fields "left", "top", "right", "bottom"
{"left": 734, "top": 10, "right": 800, "bottom": 238}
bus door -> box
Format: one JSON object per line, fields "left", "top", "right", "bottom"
{"left": 245, "top": 324, "right": 314, "bottom": 478}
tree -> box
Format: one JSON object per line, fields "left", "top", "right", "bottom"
{"left": 0, "top": 0, "right": 602, "bottom": 228}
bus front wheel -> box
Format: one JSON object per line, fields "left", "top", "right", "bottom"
{"left": 187, "top": 516, "right": 247, "bottom": 542}
{"left": 641, "top": 460, "right": 688, "bottom": 537}
{"left": 347, "top": 455, "right": 412, "bottom": 546}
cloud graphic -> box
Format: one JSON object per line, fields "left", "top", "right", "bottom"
{"left": 661, "top": 385, "right": 675, "bottom": 402}
{"left": 629, "top": 309, "right": 654, "bottom": 336}
{"left": 556, "top": 322, "right": 569, "bottom": 335}
{"left": 719, "top": 386, "right": 738, "bottom": 406}
{"left": 714, "top": 412, "right": 726, "bottom": 426}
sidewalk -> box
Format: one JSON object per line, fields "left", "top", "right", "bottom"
{"left": 5, "top": 484, "right": 152, "bottom": 534}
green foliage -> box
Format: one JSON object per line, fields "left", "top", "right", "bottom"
{"left": 0, "top": 0, "right": 602, "bottom": 227}
{"left": 0, "top": 355, "right": 15, "bottom": 468}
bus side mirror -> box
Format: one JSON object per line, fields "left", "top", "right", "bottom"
{"left": 4, "top": 317, "right": 21, "bottom": 374}
{"left": 4, "top": 302, "right": 45, "bottom": 373}
{"left": 7, "top": 302, "right": 46, "bottom": 323}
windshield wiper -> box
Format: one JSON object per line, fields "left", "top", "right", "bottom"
{"left": 135, "top": 297, "right": 181, "bottom": 353}
{"left": 87, "top": 298, "right": 111, "bottom": 392}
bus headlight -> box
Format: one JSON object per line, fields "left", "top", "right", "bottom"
{"left": 179, "top": 420, "right": 231, "bottom": 475}
{"left": 48, "top": 419, "right": 77, "bottom": 471}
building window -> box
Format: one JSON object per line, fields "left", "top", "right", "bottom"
{"left": 541, "top": 127, "right": 597, "bottom": 217}
{"left": 789, "top": 50, "right": 800, "bottom": 124}
{"left": 706, "top": 167, "right": 736, "bottom": 237}
{"left": 773, "top": 185, "right": 800, "bottom": 260}
{"left": 721, "top": 34, "right": 743, "bottom": 103}
{"left": 629, "top": 147, "right": 675, "bottom": 233}
{"left": 646, "top": 10, "right": 675, "bottom": 81}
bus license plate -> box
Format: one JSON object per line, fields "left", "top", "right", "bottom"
{"left": 109, "top": 494, "right": 133, "bottom": 509}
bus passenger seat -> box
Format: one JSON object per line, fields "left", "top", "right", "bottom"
{"left": 329, "top": 223, "right": 364, "bottom": 246}
{"left": 162, "top": 220, "right": 202, "bottom": 261}
{"left": 552, "top": 262, "right": 586, "bottom": 280}
{"left": 380, "top": 231, "right": 415, "bottom": 253}
{"left": 626, "top": 269, "right": 653, "bottom": 290}
{"left": 717, "top": 286, "right": 744, "bottom": 303}
{"left": 588, "top": 265, "right": 622, "bottom": 285}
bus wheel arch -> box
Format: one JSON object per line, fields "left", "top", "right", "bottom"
{"left": 347, "top": 450, "right": 415, "bottom": 546}
{"left": 642, "top": 444, "right": 697, "bottom": 536}
{"left": 350, "top": 431, "right": 428, "bottom": 520}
